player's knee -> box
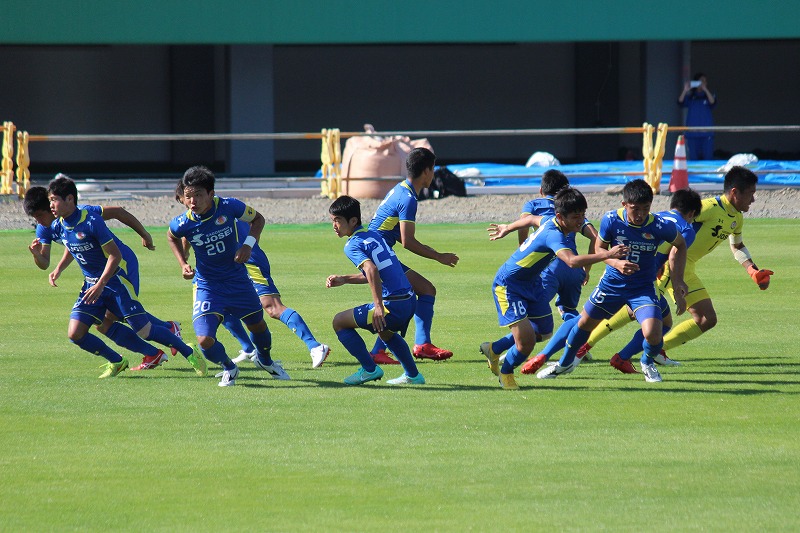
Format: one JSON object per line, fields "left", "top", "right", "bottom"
{"left": 95, "top": 322, "right": 111, "bottom": 335}
{"left": 196, "top": 336, "right": 215, "bottom": 349}
{"left": 699, "top": 314, "right": 717, "bottom": 331}
{"left": 264, "top": 304, "right": 284, "bottom": 320}
{"left": 135, "top": 322, "right": 153, "bottom": 340}
{"left": 67, "top": 330, "right": 85, "bottom": 343}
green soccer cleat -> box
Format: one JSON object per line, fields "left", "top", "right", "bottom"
{"left": 98, "top": 357, "right": 129, "bottom": 379}
{"left": 187, "top": 345, "right": 208, "bottom": 377}
{"left": 343, "top": 366, "right": 384, "bottom": 386}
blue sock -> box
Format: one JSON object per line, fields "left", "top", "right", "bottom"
{"left": 640, "top": 339, "right": 663, "bottom": 366}
{"left": 619, "top": 330, "right": 645, "bottom": 361}
{"left": 223, "top": 314, "right": 255, "bottom": 352}
{"left": 559, "top": 326, "right": 591, "bottom": 367}
{"left": 383, "top": 333, "right": 418, "bottom": 377}
{"left": 500, "top": 346, "right": 525, "bottom": 374}
{"left": 414, "top": 294, "right": 435, "bottom": 345}
{"left": 201, "top": 340, "right": 235, "bottom": 370}
{"left": 72, "top": 333, "right": 123, "bottom": 363}
{"left": 250, "top": 327, "right": 273, "bottom": 365}
{"left": 370, "top": 338, "right": 386, "bottom": 355}
{"left": 336, "top": 329, "right": 376, "bottom": 372}
{"left": 541, "top": 316, "right": 580, "bottom": 359}
{"left": 280, "top": 308, "right": 318, "bottom": 350}
{"left": 145, "top": 324, "right": 192, "bottom": 358}
{"left": 105, "top": 322, "right": 159, "bottom": 357}
{"left": 146, "top": 313, "right": 171, "bottom": 330}
{"left": 492, "top": 333, "right": 515, "bottom": 356}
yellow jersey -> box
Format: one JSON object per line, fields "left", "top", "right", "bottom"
{"left": 687, "top": 195, "right": 743, "bottom": 264}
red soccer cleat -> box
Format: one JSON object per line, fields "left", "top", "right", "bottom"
{"left": 610, "top": 353, "right": 638, "bottom": 374}
{"left": 520, "top": 353, "right": 547, "bottom": 375}
{"left": 413, "top": 343, "right": 453, "bottom": 361}
{"left": 372, "top": 349, "right": 400, "bottom": 365}
{"left": 130, "top": 350, "right": 168, "bottom": 371}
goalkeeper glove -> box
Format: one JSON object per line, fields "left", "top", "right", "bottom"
{"left": 747, "top": 265, "right": 773, "bottom": 290}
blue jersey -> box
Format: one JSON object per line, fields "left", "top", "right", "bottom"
{"left": 597, "top": 209, "right": 679, "bottom": 292}
{"left": 368, "top": 179, "right": 418, "bottom": 248}
{"left": 654, "top": 210, "right": 696, "bottom": 270}
{"left": 50, "top": 208, "right": 134, "bottom": 281}
{"left": 494, "top": 216, "right": 574, "bottom": 285}
{"left": 521, "top": 196, "right": 555, "bottom": 217}
{"left": 344, "top": 226, "right": 414, "bottom": 300}
{"left": 169, "top": 196, "right": 257, "bottom": 285}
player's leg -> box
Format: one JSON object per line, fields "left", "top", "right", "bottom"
{"left": 405, "top": 268, "right": 453, "bottom": 360}
{"left": 222, "top": 313, "right": 257, "bottom": 362}
{"left": 520, "top": 314, "right": 580, "bottom": 375}
{"left": 95, "top": 310, "right": 167, "bottom": 370}
{"left": 243, "top": 312, "right": 290, "bottom": 380}
{"left": 67, "top": 290, "right": 129, "bottom": 377}
{"left": 380, "top": 298, "right": 424, "bottom": 384}
{"left": 193, "top": 313, "right": 236, "bottom": 385}
{"left": 578, "top": 307, "right": 636, "bottom": 361}
{"left": 334, "top": 306, "right": 384, "bottom": 385}
{"left": 261, "top": 293, "right": 329, "bottom": 368}
{"left": 661, "top": 268, "right": 716, "bottom": 352}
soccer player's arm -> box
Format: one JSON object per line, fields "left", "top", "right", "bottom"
{"left": 360, "top": 259, "right": 387, "bottom": 332}
{"left": 488, "top": 215, "right": 543, "bottom": 242}
{"left": 398, "top": 220, "right": 459, "bottom": 267}
{"left": 578, "top": 221, "right": 598, "bottom": 284}
{"left": 167, "top": 228, "right": 195, "bottom": 280}
{"left": 47, "top": 247, "right": 75, "bottom": 287}
{"left": 80, "top": 239, "right": 122, "bottom": 304}
{"left": 729, "top": 233, "right": 773, "bottom": 290}
{"left": 29, "top": 238, "right": 52, "bottom": 270}
{"left": 555, "top": 240, "right": 628, "bottom": 269}
{"left": 101, "top": 206, "right": 155, "bottom": 250}
{"left": 517, "top": 211, "right": 539, "bottom": 246}
{"left": 235, "top": 204, "right": 265, "bottom": 264}
{"left": 666, "top": 232, "right": 688, "bottom": 315}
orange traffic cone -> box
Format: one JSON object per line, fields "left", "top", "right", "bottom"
{"left": 669, "top": 135, "right": 689, "bottom": 192}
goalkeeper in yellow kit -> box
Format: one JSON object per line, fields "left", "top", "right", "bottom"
{"left": 577, "top": 166, "right": 773, "bottom": 362}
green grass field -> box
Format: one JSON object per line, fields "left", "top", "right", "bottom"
{"left": 1, "top": 220, "right": 798, "bottom": 531}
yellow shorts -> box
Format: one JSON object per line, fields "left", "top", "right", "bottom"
{"left": 657, "top": 262, "right": 710, "bottom": 308}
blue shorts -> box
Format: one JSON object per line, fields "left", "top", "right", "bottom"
{"left": 539, "top": 259, "right": 585, "bottom": 314}
{"left": 584, "top": 283, "right": 662, "bottom": 322}
{"left": 492, "top": 278, "right": 553, "bottom": 331}
{"left": 246, "top": 264, "right": 280, "bottom": 297}
{"left": 70, "top": 274, "right": 147, "bottom": 326}
{"left": 193, "top": 278, "right": 263, "bottom": 324}
{"left": 353, "top": 296, "right": 415, "bottom": 336}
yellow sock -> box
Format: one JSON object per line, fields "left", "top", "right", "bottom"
{"left": 587, "top": 308, "right": 634, "bottom": 347}
{"left": 662, "top": 319, "right": 703, "bottom": 351}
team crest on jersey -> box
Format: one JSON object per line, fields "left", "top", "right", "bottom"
{"left": 642, "top": 232, "right": 654, "bottom": 240}
{"left": 215, "top": 215, "right": 228, "bottom": 225}
{"left": 730, "top": 221, "right": 737, "bottom": 229}
{"left": 76, "top": 232, "right": 86, "bottom": 240}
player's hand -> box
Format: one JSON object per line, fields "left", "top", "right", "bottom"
{"left": 487, "top": 224, "right": 510, "bottom": 241}
{"left": 326, "top": 275, "right": 344, "bottom": 288}
{"left": 371, "top": 305, "right": 386, "bottom": 332}
{"left": 29, "top": 238, "right": 44, "bottom": 256}
{"left": 48, "top": 268, "right": 61, "bottom": 287}
{"left": 181, "top": 264, "right": 195, "bottom": 280}
{"left": 438, "top": 252, "right": 459, "bottom": 267}
{"left": 582, "top": 268, "right": 590, "bottom": 286}
{"left": 141, "top": 232, "right": 155, "bottom": 251}
{"left": 606, "top": 244, "right": 629, "bottom": 259}
{"left": 611, "top": 259, "right": 639, "bottom": 275}
{"left": 81, "top": 281, "right": 105, "bottom": 304}
{"left": 234, "top": 245, "right": 252, "bottom": 263}
{"left": 672, "top": 280, "right": 689, "bottom": 315}
{"left": 748, "top": 265, "right": 773, "bottom": 290}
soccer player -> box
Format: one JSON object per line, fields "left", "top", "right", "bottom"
{"left": 174, "top": 182, "right": 330, "bottom": 368}
{"left": 327, "top": 195, "right": 424, "bottom": 386}
{"left": 537, "top": 179, "right": 688, "bottom": 383}
{"left": 571, "top": 188, "right": 703, "bottom": 372}
{"left": 485, "top": 187, "right": 628, "bottom": 389}
{"left": 45, "top": 176, "right": 203, "bottom": 379}
{"left": 657, "top": 166, "right": 773, "bottom": 355}
{"left": 167, "top": 165, "right": 289, "bottom": 387}
{"left": 24, "top": 184, "right": 189, "bottom": 372}
{"left": 479, "top": 169, "right": 599, "bottom": 370}
{"left": 367, "top": 147, "right": 459, "bottom": 363}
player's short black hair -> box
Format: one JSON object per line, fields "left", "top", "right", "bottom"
{"left": 723, "top": 166, "right": 758, "bottom": 193}
{"left": 669, "top": 187, "right": 702, "bottom": 217}
{"left": 182, "top": 165, "right": 215, "bottom": 193}
{"left": 553, "top": 187, "right": 587, "bottom": 216}
{"left": 23, "top": 186, "right": 50, "bottom": 216}
{"left": 622, "top": 179, "right": 653, "bottom": 205}
{"left": 540, "top": 169, "right": 570, "bottom": 196}
{"left": 329, "top": 195, "right": 362, "bottom": 226}
{"left": 47, "top": 173, "right": 78, "bottom": 203}
{"left": 406, "top": 147, "right": 436, "bottom": 180}
{"left": 174, "top": 180, "right": 185, "bottom": 204}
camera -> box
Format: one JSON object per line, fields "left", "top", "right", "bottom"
{"left": 690, "top": 81, "right": 702, "bottom": 88}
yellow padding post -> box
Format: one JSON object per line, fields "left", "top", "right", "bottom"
{"left": 16, "top": 130, "right": 30, "bottom": 198}
{"left": 641, "top": 122, "right": 668, "bottom": 194}
{"left": 1, "top": 121, "right": 16, "bottom": 195}
{"left": 320, "top": 128, "right": 331, "bottom": 198}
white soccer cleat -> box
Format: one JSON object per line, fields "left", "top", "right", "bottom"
{"left": 232, "top": 349, "right": 256, "bottom": 364}
{"left": 536, "top": 361, "right": 576, "bottom": 379}
{"left": 250, "top": 354, "right": 291, "bottom": 380}
{"left": 216, "top": 365, "right": 240, "bottom": 387}
{"left": 310, "top": 344, "right": 330, "bottom": 368}
{"left": 641, "top": 362, "right": 663, "bottom": 383}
